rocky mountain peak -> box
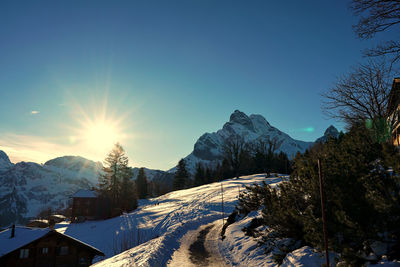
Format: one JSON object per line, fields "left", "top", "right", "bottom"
{"left": 0, "top": 150, "right": 11, "bottom": 162}
{"left": 315, "top": 125, "right": 340, "bottom": 143}
{"left": 0, "top": 150, "right": 13, "bottom": 172}
{"left": 229, "top": 110, "right": 253, "bottom": 125}
{"left": 180, "top": 110, "right": 314, "bottom": 174}
{"left": 324, "top": 125, "right": 339, "bottom": 137}
{"left": 225, "top": 110, "right": 255, "bottom": 133}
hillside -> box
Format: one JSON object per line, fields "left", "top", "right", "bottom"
{"left": 55, "top": 174, "right": 278, "bottom": 265}
{"left": 54, "top": 174, "right": 355, "bottom": 266}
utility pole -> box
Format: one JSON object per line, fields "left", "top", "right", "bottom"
{"left": 318, "top": 158, "right": 329, "bottom": 267}
{"left": 221, "top": 182, "right": 224, "bottom": 227}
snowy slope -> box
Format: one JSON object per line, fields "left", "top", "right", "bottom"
{"left": 53, "top": 173, "right": 397, "bottom": 267}
{"left": 170, "top": 110, "right": 334, "bottom": 174}
{"left": 53, "top": 174, "right": 281, "bottom": 266}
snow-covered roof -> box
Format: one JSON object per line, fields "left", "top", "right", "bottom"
{"left": 0, "top": 226, "right": 50, "bottom": 257}
{"left": 72, "top": 189, "right": 97, "bottom": 198}
{"left": 0, "top": 226, "right": 104, "bottom": 258}
{"left": 56, "top": 230, "right": 104, "bottom": 256}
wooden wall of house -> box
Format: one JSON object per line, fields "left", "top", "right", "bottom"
{"left": 71, "top": 197, "right": 97, "bottom": 222}
{"left": 0, "top": 232, "right": 96, "bottom": 267}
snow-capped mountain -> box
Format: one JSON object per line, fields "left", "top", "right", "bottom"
{"left": 0, "top": 152, "right": 174, "bottom": 227}
{"left": 0, "top": 150, "right": 13, "bottom": 173}
{"left": 315, "top": 125, "right": 340, "bottom": 143}
{"left": 171, "top": 110, "right": 336, "bottom": 174}
{"left": 0, "top": 155, "right": 102, "bottom": 227}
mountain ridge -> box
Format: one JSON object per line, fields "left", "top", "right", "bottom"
{"left": 172, "top": 110, "right": 335, "bottom": 173}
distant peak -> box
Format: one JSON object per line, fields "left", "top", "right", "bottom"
{"left": 0, "top": 150, "right": 9, "bottom": 160}
{"left": 324, "top": 125, "right": 339, "bottom": 136}
{"left": 0, "top": 150, "right": 12, "bottom": 166}
{"left": 315, "top": 125, "right": 339, "bottom": 143}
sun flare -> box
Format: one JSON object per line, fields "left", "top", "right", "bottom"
{"left": 83, "top": 120, "right": 121, "bottom": 151}
{"left": 65, "top": 91, "right": 133, "bottom": 160}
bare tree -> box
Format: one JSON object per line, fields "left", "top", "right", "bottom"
{"left": 351, "top": 0, "right": 400, "bottom": 63}
{"left": 223, "top": 136, "right": 247, "bottom": 179}
{"left": 322, "top": 59, "right": 394, "bottom": 128}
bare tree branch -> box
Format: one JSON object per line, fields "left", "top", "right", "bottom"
{"left": 351, "top": 0, "right": 400, "bottom": 63}
{"left": 351, "top": 0, "right": 400, "bottom": 39}
{"left": 322, "top": 58, "right": 394, "bottom": 128}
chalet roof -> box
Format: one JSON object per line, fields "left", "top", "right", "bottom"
{"left": 72, "top": 189, "right": 97, "bottom": 198}
{"left": 0, "top": 226, "right": 104, "bottom": 258}
{"left": 0, "top": 227, "right": 50, "bottom": 257}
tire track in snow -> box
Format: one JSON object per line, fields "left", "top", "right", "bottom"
{"left": 168, "top": 222, "right": 229, "bottom": 267}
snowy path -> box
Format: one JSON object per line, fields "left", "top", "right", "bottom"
{"left": 168, "top": 221, "right": 229, "bottom": 267}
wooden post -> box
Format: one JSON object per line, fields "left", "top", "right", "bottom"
{"left": 221, "top": 183, "right": 224, "bottom": 227}
{"left": 318, "top": 159, "right": 329, "bottom": 267}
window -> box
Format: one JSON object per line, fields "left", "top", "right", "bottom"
{"left": 78, "top": 256, "right": 89, "bottom": 266}
{"left": 56, "top": 246, "right": 69, "bottom": 255}
{"left": 19, "top": 248, "right": 29, "bottom": 259}
{"left": 41, "top": 247, "right": 49, "bottom": 254}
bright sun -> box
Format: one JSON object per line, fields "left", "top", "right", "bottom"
{"left": 78, "top": 117, "right": 125, "bottom": 154}
{"left": 85, "top": 121, "right": 119, "bottom": 149}
{"left": 67, "top": 93, "right": 130, "bottom": 158}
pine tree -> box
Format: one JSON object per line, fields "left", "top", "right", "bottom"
{"left": 194, "top": 163, "right": 205, "bottom": 186}
{"left": 251, "top": 126, "right": 400, "bottom": 263}
{"left": 98, "top": 143, "right": 137, "bottom": 212}
{"left": 204, "top": 167, "right": 213, "bottom": 184}
{"left": 136, "top": 168, "right": 148, "bottom": 199}
{"left": 173, "top": 159, "right": 190, "bottom": 190}
{"left": 220, "top": 159, "right": 233, "bottom": 180}
{"left": 120, "top": 170, "right": 137, "bottom": 212}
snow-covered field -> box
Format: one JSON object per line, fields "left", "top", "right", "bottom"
{"left": 55, "top": 174, "right": 275, "bottom": 265}
{"left": 55, "top": 173, "right": 399, "bottom": 266}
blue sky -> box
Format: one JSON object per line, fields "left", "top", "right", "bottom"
{"left": 0, "top": 1, "right": 392, "bottom": 170}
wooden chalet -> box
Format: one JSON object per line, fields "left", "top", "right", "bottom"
{"left": 71, "top": 190, "right": 111, "bottom": 222}
{"left": 71, "top": 190, "right": 98, "bottom": 222}
{"left": 387, "top": 78, "right": 400, "bottom": 146}
{"left": 0, "top": 225, "right": 104, "bottom": 267}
